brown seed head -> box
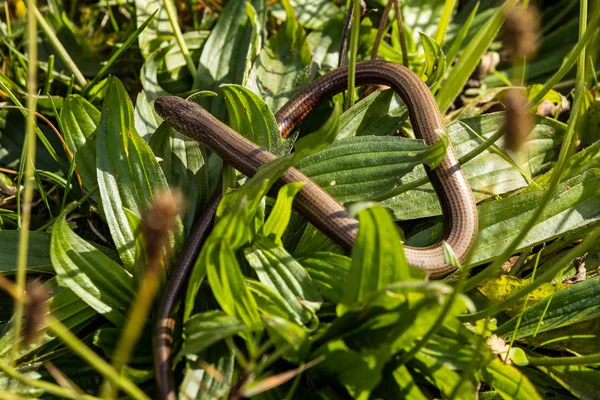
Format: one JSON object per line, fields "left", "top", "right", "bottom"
{"left": 502, "top": 5, "right": 540, "bottom": 60}
{"left": 502, "top": 89, "right": 534, "bottom": 152}
{"left": 24, "top": 280, "right": 49, "bottom": 345}
{"left": 141, "top": 190, "right": 183, "bottom": 265}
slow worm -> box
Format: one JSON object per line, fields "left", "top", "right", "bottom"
{"left": 153, "top": 60, "right": 478, "bottom": 399}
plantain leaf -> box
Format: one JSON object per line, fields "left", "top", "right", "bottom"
{"left": 261, "top": 181, "right": 305, "bottom": 245}
{"left": 306, "top": 14, "right": 346, "bottom": 70}
{"left": 206, "top": 241, "right": 262, "bottom": 329}
{"left": 310, "top": 339, "right": 390, "bottom": 400}
{"left": 135, "top": 0, "right": 171, "bottom": 58}
{"left": 179, "top": 342, "right": 234, "bottom": 400}
{"left": 50, "top": 213, "right": 136, "bottom": 327}
{"left": 296, "top": 135, "right": 446, "bottom": 204}
{"left": 271, "top": 0, "right": 341, "bottom": 30}
{"left": 194, "top": 0, "right": 263, "bottom": 119}
{"left": 419, "top": 32, "right": 446, "bottom": 86}
{"left": 481, "top": 358, "right": 542, "bottom": 400}
{"left": 140, "top": 45, "right": 170, "bottom": 101}
{"left": 0, "top": 231, "right": 52, "bottom": 274}
{"left": 178, "top": 311, "right": 246, "bottom": 360}
{"left": 96, "top": 76, "right": 181, "bottom": 269}
{"left": 408, "top": 352, "right": 475, "bottom": 400}
{"left": 537, "top": 365, "right": 600, "bottom": 400}
{"left": 221, "top": 84, "right": 285, "bottom": 155}
{"left": 184, "top": 157, "right": 294, "bottom": 321}
{"left": 386, "top": 365, "right": 428, "bottom": 399}
{"left": 245, "top": 237, "right": 322, "bottom": 324}
{"left": 134, "top": 90, "right": 161, "bottom": 142}
{"left": 299, "top": 252, "right": 350, "bottom": 304}
{"left": 336, "top": 90, "right": 408, "bottom": 140}
{"left": 247, "top": 0, "right": 312, "bottom": 112}
{"left": 157, "top": 31, "right": 209, "bottom": 94}
{"left": 149, "top": 122, "right": 208, "bottom": 235}
{"left": 497, "top": 278, "right": 600, "bottom": 339}
{"left": 247, "top": 279, "right": 294, "bottom": 320}
{"left": 339, "top": 205, "right": 410, "bottom": 314}
{"left": 60, "top": 95, "right": 100, "bottom": 194}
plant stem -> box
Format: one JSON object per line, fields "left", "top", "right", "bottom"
{"left": 101, "top": 266, "right": 162, "bottom": 398}
{"left": 11, "top": 0, "right": 38, "bottom": 366}
{"left": 164, "top": 0, "right": 197, "bottom": 77}
{"left": 392, "top": 0, "right": 409, "bottom": 67}
{"left": 345, "top": 0, "right": 361, "bottom": 109}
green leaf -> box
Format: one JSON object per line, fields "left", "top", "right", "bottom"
{"left": 383, "top": 113, "right": 564, "bottom": 220}
{"left": 299, "top": 252, "right": 350, "bottom": 303}
{"left": 419, "top": 32, "right": 446, "bottom": 86}
{"left": 133, "top": 91, "right": 161, "bottom": 142}
{"left": 262, "top": 181, "right": 305, "bottom": 245}
{"left": 271, "top": 0, "right": 340, "bottom": 30}
{"left": 179, "top": 342, "right": 234, "bottom": 400}
{"left": 311, "top": 339, "right": 390, "bottom": 400}
{"left": 218, "top": 155, "right": 295, "bottom": 221}
{"left": 296, "top": 136, "right": 446, "bottom": 204}
{"left": 497, "top": 278, "right": 600, "bottom": 339}
{"left": 152, "top": 32, "right": 209, "bottom": 95}
{"left": 263, "top": 314, "right": 308, "bottom": 353}
{"left": 246, "top": 279, "right": 294, "bottom": 320}
{"left": 245, "top": 238, "right": 322, "bottom": 325}
{"left": 206, "top": 241, "right": 262, "bottom": 329}
{"left": 294, "top": 96, "right": 341, "bottom": 159}
{"left": 481, "top": 358, "right": 542, "bottom": 400}
{"left": 141, "top": 46, "right": 171, "bottom": 101}
{"left": 387, "top": 365, "right": 428, "bottom": 399}
{"left": 149, "top": 122, "right": 209, "bottom": 235}
{"left": 339, "top": 205, "right": 410, "bottom": 313}
{"left": 403, "top": 0, "right": 449, "bottom": 44}
{"left": 537, "top": 365, "right": 600, "bottom": 400}
{"left": 185, "top": 156, "right": 298, "bottom": 322}
{"left": 436, "top": 1, "right": 518, "bottom": 112}
{"left": 0, "top": 109, "right": 63, "bottom": 173}
{"left": 96, "top": 76, "right": 181, "bottom": 269}
{"left": 135, "top": 0, "right": 171, "bottom": 58}
{"left": 60, "top": 95, "right": 100, "bottom": 194}
{"left": 336, "top": 89, "right": 408, "bottom": 140}
{"left": 50, "top": 213, "right": 137, "bottom": 327}
{"left": 220, "top": 84, "right": 285, "bottom": 155}
{"left": 409, "top": 352, "right": 475, "bottom": 400}
{"left": 93, "top": 327, "right": 153, "bottom": 363}
{"left": 442, "top": 1, "right": 479, "bottom": 74}
{"left": 194, "top": 0, "right": 263, "bottom": 119}
{"left": 247, "top": 0, "right": 312, "bottom": 112}
{"left": 307, "top": 14, "right": 347, "bottom": 70}
{"left": 0, "top": 231, "right": 52, "bottom": 274}
{"left": 178, "top": 311, "right": 246, "bottom": 360}
{"left": 184, "top": 199, "right": 250, "bottom": 321}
